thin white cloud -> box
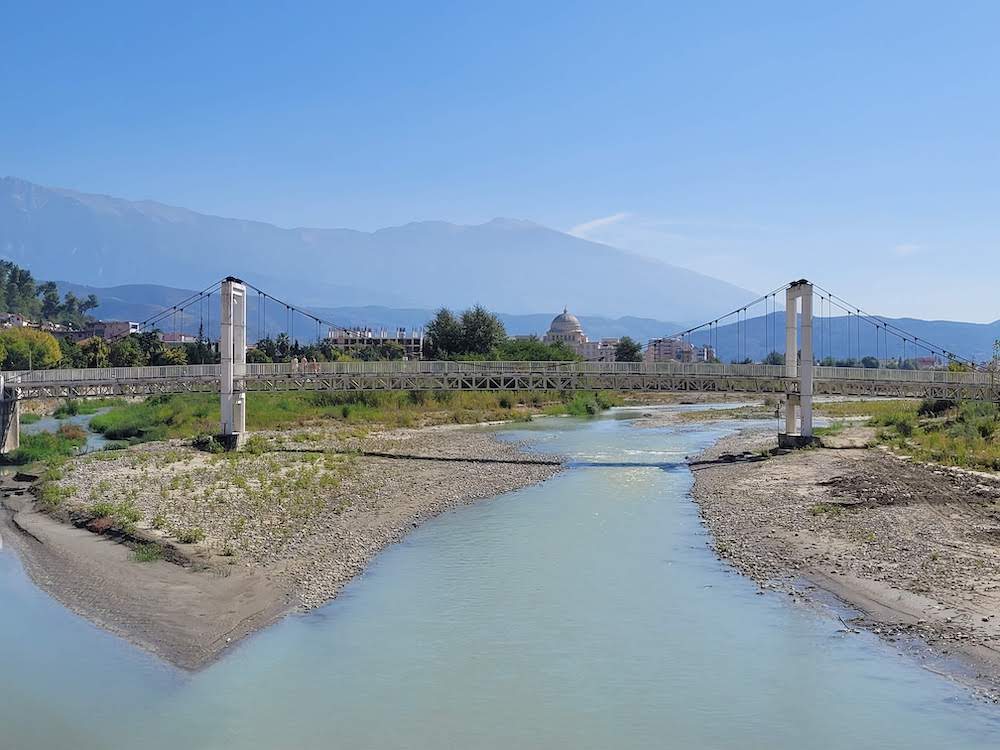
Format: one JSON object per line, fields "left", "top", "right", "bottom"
{"left": 892, "top": 243, "right": 920, "bottom": 257}
{"left": 568, "top": 212, "right": 631, "bottom": 238}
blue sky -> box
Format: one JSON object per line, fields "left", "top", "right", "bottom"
{"left": 2, "top": 1, "right": 998, "bottom": 321}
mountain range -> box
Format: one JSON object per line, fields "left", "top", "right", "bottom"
{"left": 2, "top": 176, "right": 753, "bottom": 321}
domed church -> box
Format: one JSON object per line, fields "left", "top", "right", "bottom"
{"left": 543, "top": 308, "right": 587, "bottom": 345}
{"left": 542, "top": 308, "right": 619, "bottom": 361}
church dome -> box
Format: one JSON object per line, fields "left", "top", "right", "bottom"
{"left": 548, "top": 308, "right": 583, "bottom": 335}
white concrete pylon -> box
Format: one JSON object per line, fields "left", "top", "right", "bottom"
{"left": 784, "top": 280, "right": 814, "bottom": 440}
{"left": 220, "top": 278, "right": 247, "bottom": 447}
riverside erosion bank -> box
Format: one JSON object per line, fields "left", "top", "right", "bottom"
{"left": 688, "top": 429, "right": 1000, "bottom": 699}
{"left": 0, "top": 425, "right": 561, "bottom": 669}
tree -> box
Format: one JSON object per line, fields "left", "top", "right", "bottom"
{"left": 185, "top": 322, "right": 217, "bottom": 364}
{"left": 351, "top": 342, "right": 406, "bottom": 361}
{"left": 78, "top": 337, "right": 110, "bottom": 368}
{"left": 0, "top": 328, "right": 62, "bottom": 369}
{"left": 38, "top": 281, "right": 61, "bottom": 320}
{"left": 425, "top": 308, "right": 463, "bottom": 358}
{"left": 110, "top": 337, "right": 148, "bottom": 367}
{"left": 763, "top": 351, "right": 785, "bottom": 365}
{"left": 154, "top": 346, "right": 188, "bottom": 365}
{"left": 861, "top": 356, "right": 880, "bottom": 369}
{"left": 57, "top": 338, "right": 88, "bottom": 368}
{"left": 246, "top": 347, "right": 272, "bottom": 364}
{"left": 491, "top": 338, "right": 581, "bottom": 361}
{"left": 614, "top": 336, "right": 643, "bottom": 362}
{"left": 459, "top": 305, "right": 506, "bottom": 355}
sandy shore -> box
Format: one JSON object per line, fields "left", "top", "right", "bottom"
{"left": 1, "top": 424, "right": 560, "bottom": 669}
{"left": 688, "top": 428, "right": 1000, "bottom": 700}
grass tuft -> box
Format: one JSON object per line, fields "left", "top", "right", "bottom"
{"left": 132, "top": 543, "right": 163, "bottom": 563}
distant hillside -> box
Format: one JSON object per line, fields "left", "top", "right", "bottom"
{"left": 3, "top": 176, "right": 754, "bottom": 320}
{"left": 692, "top": 311, "right": 1000, "bottom": 363}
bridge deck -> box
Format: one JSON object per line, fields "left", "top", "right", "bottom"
{"left": 4, "top": 361, "right": 997, "bottom": 402}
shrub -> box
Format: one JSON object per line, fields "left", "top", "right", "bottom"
{"left": 133, "top": 543, "right": 163, "bottom": 563}
{"left": 19, "top": 412, "right": 41, "bottom": 425}
{"left": 918, "top": 398, "right": 953, "bottom": 417}
{"left": 89, "top": 501, "right": 118, "bottom": 517}
{"left": 192, "top": 434, "right": 224, "bottom": 453}
{"left": 243, "top": 434, "right": 269, "bottom": 454}
{"left": 175, "top": 527, "right": 206, "bottom": 544}
{"left": 53, "top": 400, "right": 81, "bottom": 418}
{"left": 56, "top": 423, "right": 87, "bottom": 442}
{"left": 38, "top": 483, "right": 75, "bottom": 508}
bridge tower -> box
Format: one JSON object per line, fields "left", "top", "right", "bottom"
{"left": 220, "top": 277, "right": 247, "bottom": 449}
{"left": 781, "top": 280, "right": 815, "bottom": 447}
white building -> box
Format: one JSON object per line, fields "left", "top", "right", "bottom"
{"left": 542, "top": 309, "right": 618, "bottom": 361}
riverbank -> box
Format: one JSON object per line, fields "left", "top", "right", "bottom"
{"left": 688, "top": 428, "right": 1000, "bottom": 700}
{"left": 0, "top": 424, "right": 561, "bottom": 669}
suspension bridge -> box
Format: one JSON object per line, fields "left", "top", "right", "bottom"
{"left": 2, "top": 278, "right": 995, "bottom": 453}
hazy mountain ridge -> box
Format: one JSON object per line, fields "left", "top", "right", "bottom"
{"left": 2, "top": 176, "right": 754, "bottom": 319}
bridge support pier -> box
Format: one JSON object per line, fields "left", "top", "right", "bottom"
{"left": 779, "top": 280, "right": 816, "bottom": 448}
{"left": 0, "top": 377, "right": 19, "bottom": 455}
{"left": 220, "top": 278, "right": 247, "bottom": 450}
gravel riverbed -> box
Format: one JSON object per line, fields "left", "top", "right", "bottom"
{"left": 689, "top": 429, "right": 1000, "bottom": 700}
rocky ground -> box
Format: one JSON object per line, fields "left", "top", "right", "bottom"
{"left": 689, "top": 429, "right": 1000, "bottom": 700}
{"left": 3, "top": 424, "right": 561, "bottom": 667}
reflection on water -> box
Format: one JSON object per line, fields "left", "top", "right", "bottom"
{"left": 2, "top": 406, "right": 999, "bottom": 749}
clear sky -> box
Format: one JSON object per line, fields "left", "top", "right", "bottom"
{"left": 2, "top": 1, "right": 998, "bottom": 321}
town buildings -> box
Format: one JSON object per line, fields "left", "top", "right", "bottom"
{"left": 644, "top": 337, "right": 716, "bottom": 363}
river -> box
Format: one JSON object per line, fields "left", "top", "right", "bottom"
{"left": 2, "top": 407, "right": 999, "bottom": 748}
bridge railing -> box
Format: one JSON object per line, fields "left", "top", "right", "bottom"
{"left": 245, "top": 361, "right": 791, "bottom": 377}
{"left": 4, "top": 361, "right": 993, "bottom": 387}
{"left": 7, "top": 365, "right": 222, "bottom": 383}
{"left": 813, "top": 366, "right": 992, "bottom": 385}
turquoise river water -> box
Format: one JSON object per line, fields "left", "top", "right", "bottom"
{"left": 2, "top": 407, "right": 999, "bottom": 748}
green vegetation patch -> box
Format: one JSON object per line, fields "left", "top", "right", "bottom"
{"left": 174, "top": 527, "right": 206, "bottom": 544}
{"left": 2, "top": 425, "right": 87, "bottom": 465}
{"left": 132, "top": 543, "right": 164, "bottom": 563}
{"left": 544, "top": 391, "right": 621, "bottom": 417}
{"left": 809, "top": 502, "right": 845, "bottom": 517}
{"left": 53, "top": 398, "right": 123, "bottom": 419}
{"left": 19, "top": 412, "right": 42, "bottom": 425}
{"left": 89, "top": 390, "right": 579, "bottom": 444}
{"left": 840, "top": 397, "right": 1000, "bottom": 472}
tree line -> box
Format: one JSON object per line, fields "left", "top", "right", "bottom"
{"left": 423, "top": 305, "right": 643, "bottom": 361}
{"left": 0, "top": 261, "right": 99, "bottom": 327}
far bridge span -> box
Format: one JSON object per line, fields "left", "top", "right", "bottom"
{"left": 5, "top": 360, "right": 997, "bottom": 403}
{"left": 2, "top": 277, "right": 993, "bottom": 452}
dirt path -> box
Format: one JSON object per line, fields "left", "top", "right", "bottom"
{"left": 690, "top": 431, "right": 1000, "bottom": 699}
